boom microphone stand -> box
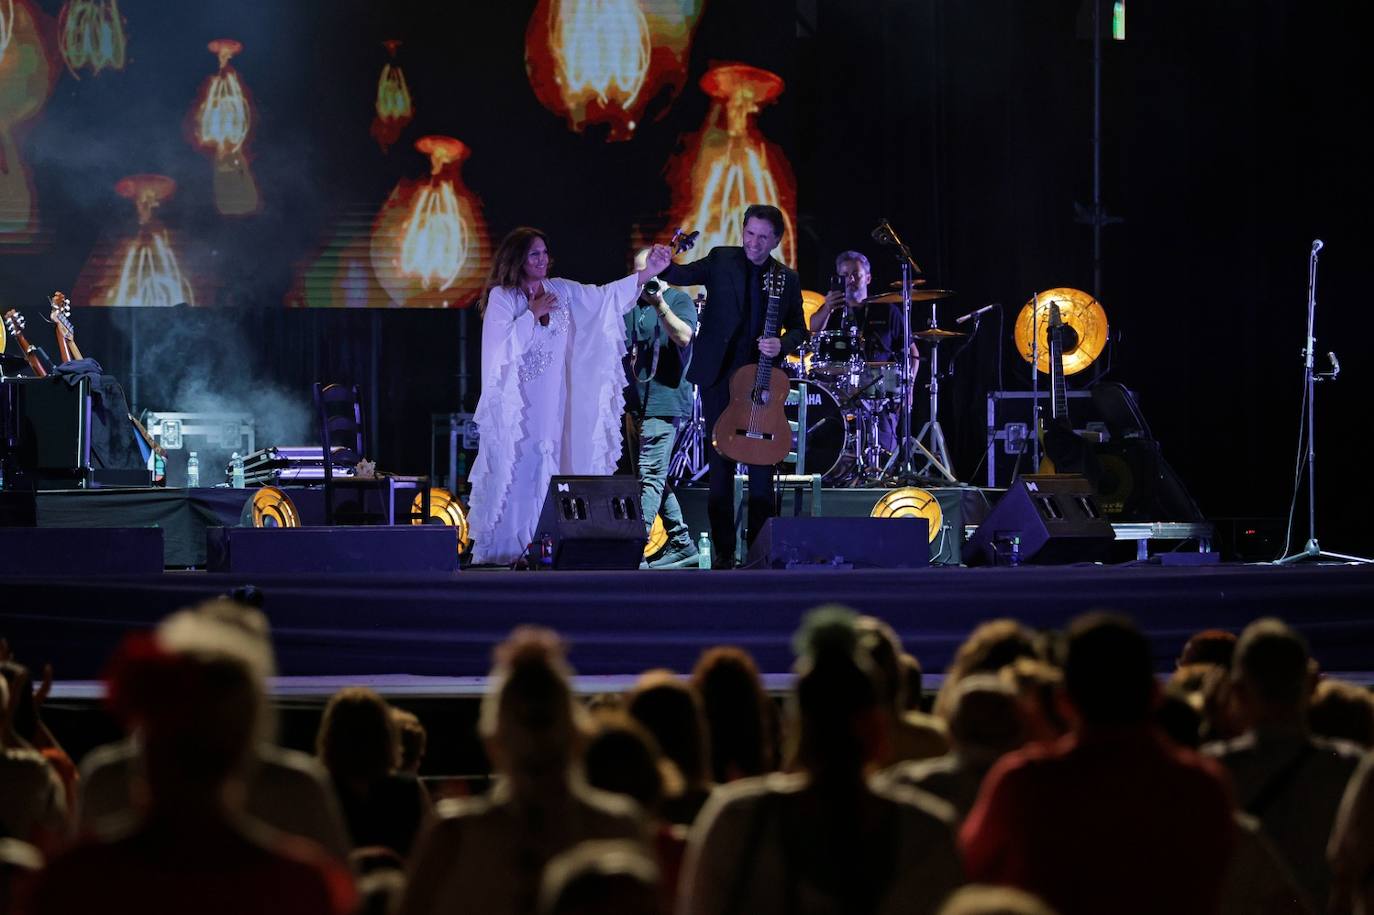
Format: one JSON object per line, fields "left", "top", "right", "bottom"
{"left": 1276, "top": 240, "right": 1371, "bottom": 565}
{"left": 872, "top": 218, "right": 956, "bottom": 483}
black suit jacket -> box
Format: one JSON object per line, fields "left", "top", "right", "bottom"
{"left": 661, "top": 247, "right": 807, "bottom": 388}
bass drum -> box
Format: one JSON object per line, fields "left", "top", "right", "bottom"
{"left": 782, "top": 380, "right": 855, "bottom": 484}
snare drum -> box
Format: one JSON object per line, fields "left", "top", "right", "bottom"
{"left": 808, "top": 330, "right": 860, "bottom": 380}
{"left": 782, "top": 380, "right": 855, "bottom": 483}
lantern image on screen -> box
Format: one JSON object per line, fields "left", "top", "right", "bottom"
{"left": 371, "top": 135, "right": 490, "bottom": 308}
{"left": 664, "top": 64, "right": 797, "bottom": 267}
{"left": 370, "top": 39, "right": 413, "bottom": 152}
{"left": 76, "top": 175, "right": 197, "bottom": 308}
{"left": 525, "top": 0, "right": 705, "bottom": 141}
{"left": 58, "top": 0, "right": 126, "bottom": 78}
{"left": 191, "top": 39, "right": 259, "bottom": 217}
{"left": 0, "top": 0, "right": 57, "bottom": 244}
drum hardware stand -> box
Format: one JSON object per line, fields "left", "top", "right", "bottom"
{"left": 1276, "top": 240, "right": 1370, "bottom": 565}
{"left": 871, "top": 218, "right": 956, "bottom": 484}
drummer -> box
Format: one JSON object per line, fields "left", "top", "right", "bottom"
{"left": 808, "top": 250, "right": 917, "bottom": 455}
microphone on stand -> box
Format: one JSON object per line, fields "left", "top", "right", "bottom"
{"left": 1312, "top": 239, "right": 1324, "bottom": 254}
{"left": 871, "top": 218, "right": 895, "bottom": 245}
{"left": 955, "top": 303, "right": 1001, "bottom": 325}
{"left": 1329, "top": 352, "right": 1341, "bottom": 378}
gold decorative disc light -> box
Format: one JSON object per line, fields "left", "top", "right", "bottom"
{"left": 1013, "top": 287, "right": 1108, "bottom": 376}
{"left": 871, "top": 487, "right": 943, "bottom": 543}
{"left": 410, "top": 487, "right": 471, "bottom": 551}
{"left": 242, "top": 486, "right": 300, "bottom": 528}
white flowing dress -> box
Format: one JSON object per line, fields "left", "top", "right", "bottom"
{"left": 468, "top": 274, "right": 641, "bottom": 564}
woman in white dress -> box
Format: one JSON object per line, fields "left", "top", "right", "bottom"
{"left": 468, "top": 228, "right": 671, "bottom": 565}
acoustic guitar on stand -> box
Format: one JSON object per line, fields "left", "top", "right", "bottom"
{"left": 3, "top": 309, "right": 48, "bottom": 378}
{"left": 1037, "top": 299, "right": 1094, "bottom": 476}
{"left": 48, "top": 292, "right": 83, "bottom": 365}
{"left": 712, "top": 267, "right": 792, "bottom": 466}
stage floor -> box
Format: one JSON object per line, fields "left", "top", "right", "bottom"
{"left": 4, "top": 563, "right": 1372, "bottom": 683}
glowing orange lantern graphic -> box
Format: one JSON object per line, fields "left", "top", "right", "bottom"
{"left": 58, "top": 0, "right": 126, "bottom": 78}
{"left": 0, "top": 0, "right": 58, "bottom": 243}
{"left": 192, "top": 38, "right": 260, "bottom": 216}
{"left": 664, "top": 63, "right": 797, "bottom": 267}
{"left": 370, "top": 39, "right": 413, "bottom": 152}
{"left": 370, "top": 135, "right": 490, "bottom": 308}
{"left": 526, "top": 0, "right": 705, "bottom": 141}
{"left": 71, "top": 174, "right": 197, "bottom": 308}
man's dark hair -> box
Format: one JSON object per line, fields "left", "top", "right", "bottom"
{"left": 1063, "top": 612, "right": 1155, "bottom": 725}
{"left": 1234, "top": 618, "right": 1311, "bottom": 705}
{"left": 742, "top": 204, "right": 785, "bottom": 238}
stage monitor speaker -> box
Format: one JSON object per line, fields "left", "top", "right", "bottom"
{"left": 963, "top": 474, "right": 1114, "bottom": 566}
{"left": 745, "top": 517, "right": 930, "bottom": 569}
{"left": 0, "top": 527, "right": 163, "bottom": 575}
{"left": 535, "top": 475, "right": 646, "bottom": 570}
{"left": 1093, "top": 439, "right": 1204, "bottom": 522}
{"left": 206, "top": 526, "right": 458, "bottom": 574}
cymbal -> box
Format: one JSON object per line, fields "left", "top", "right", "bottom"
{"left": 914, "top": 327, "right": 965, "bottom": 339}
{"left": 863, "top": 289, "right": 955, "bottom": 305}
{"left": 888, "top": 280, "right": 930, "bottom": 288}
{"left": 1013, "top": 287, "right": 1108, "bottom": 376}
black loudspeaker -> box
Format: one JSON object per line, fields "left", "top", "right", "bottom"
{"left": 534, "top": 476, "right": 646, "bottom": 570}
{"left": 1093, "top": 440, "right": 1204, "bottom": 522}
{"left": 206, "top": 526, "right": 458, "bottom": 574}
{"left": 745, "top": 517, "right": 930, "bottom": 569}
{"left": 0, "top": 527, "right": 163, "bottom": 575}
{"left": 963, "top": 475, "right": 1115, "bottom": 566}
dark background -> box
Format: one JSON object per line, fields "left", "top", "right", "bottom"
{"left": 3, "top": 0, "right": 1371, "bottom": 556}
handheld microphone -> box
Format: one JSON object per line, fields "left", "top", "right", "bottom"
{"left": 1312, "top": 239, "right": 1324, "bottom": 253}
{"left": 955, "top": 302, "right": 1000, "bottom": 325}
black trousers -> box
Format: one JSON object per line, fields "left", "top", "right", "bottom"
{"left": 700, "top": 374, "right": 775, "bottom": 565}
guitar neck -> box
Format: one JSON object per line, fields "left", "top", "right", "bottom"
{"left": 15, "top": 334, "right": 48, "bottom": 378}
{"left": 1049, "top": 329, "right": 1067, "bottom": 420}
{"left": 752, "top": 271, "right": 783, "bottom": 388}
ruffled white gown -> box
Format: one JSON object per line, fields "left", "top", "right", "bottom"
{"left": 468, "top": 274, "right": 641, "bottom": 564}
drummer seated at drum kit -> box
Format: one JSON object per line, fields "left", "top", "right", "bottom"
{"left": 803, "top": 250, "right": 917, "bottom": 457}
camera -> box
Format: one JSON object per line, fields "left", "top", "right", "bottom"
{"left": 643, "top": 280, "right": 662, "bottom": 296}
{"left": 829, "top": 274, "right": 845, "bottom": 293}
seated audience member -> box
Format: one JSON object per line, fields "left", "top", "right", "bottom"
{"left": 856, "top": 616, "right": 949, "bottom": 766}
{"left": 1329, "top": 752, "right": 1374, "bottom": 915}
{"left": 678, "top": 606, "right": 962, "bottom": 915}
{"left": 998, "top": 658, "right": 1069, "bottom": 743}
{"left": 936, "top": 884, "right": 1059, "bottom": 915}
{"left": 392, "top": 707, "right": 429, "bottom": 775}
{"left": 934, "top": 620, "right": 1039, "bottom": 721}
{"left": 398, "top": 627, "right": 644, "bottom": 915}
{"left": 1308, "top": 679, "right": 1374, "bottom": 749}
{"left": 1178, "top": 629, "right": 1238, "bottom": 669}
{"left": 0, "top": 657, "right": 76, "bottom": 825}
{"left": 538, "top": 840, "right": 661, "bottom": 915}
{"left": 582, "top": 713, "right": 687, "bottom": 912}
{"left": 1204, "top": 618, "right": 1364, "bottom": 913}
{"left": 0, "top": 676, "right": 66, "bottom": 850}
{"left": 961, "top": 613, "right": 1235, "bottom": 915}
{"left": 625, "top": 671, "right": 714, "bottom": 825}
{"left": 885, "top": 674, "right": 1025, "bottom": 821}
{"left": 25, "top": 613, "right": 355, "bottom": 915}
{"left": 690, "top": 647, "right": 776, "bottom": 783}
{"left": 316, "top": 686, "right": 431, "bottom": 859}
{"left": 901, "top": 652, "right": 927, "bottom": 713}
{"left": 80, "top": 599, "right": 351, "bottom": 863}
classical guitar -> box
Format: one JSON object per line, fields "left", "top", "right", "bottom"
{"left": 2, "top": 310, "right": 48, "bottom": 378}
{"left": 712, "top": 266, "right": 791, "bottom": 466}
{"left": 1037, "top": 300, "right": 1093, "bottom": 476}
{"left": 48, "top": 292, "right": 83, "bottom": 364}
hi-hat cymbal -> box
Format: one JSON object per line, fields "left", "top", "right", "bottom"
{"left": 1013, "top": 287, "right": 1108, "bottom": 376}
{"left": 863, "top": 289, "right": 955, "bottom": 305}
{"left": 914, "top": 327, "right": 965, "bottom": 339}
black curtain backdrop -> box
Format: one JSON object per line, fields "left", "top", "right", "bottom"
{"left": 8, "top": 0, "right": 1372, "bottom": 555}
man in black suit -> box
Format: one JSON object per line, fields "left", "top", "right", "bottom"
{"left": 656, "top": 204, "right": 806, "bottom": 568}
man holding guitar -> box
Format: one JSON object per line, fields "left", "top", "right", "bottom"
{"left": 655, "top": 204, "right": 806, "bottom": 568}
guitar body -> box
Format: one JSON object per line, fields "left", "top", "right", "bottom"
{"left": 1036, "top": 300, "right": 1097, "bottom": 481}
{"left": 713, "top": 363, "right": 792, "bottom": 466}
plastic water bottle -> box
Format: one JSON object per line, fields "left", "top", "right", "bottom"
{"left": 698, "top": 532, "right": 711, "bottom": 570}
{"left": 231, "top": 452, "right": 245, "bottom": 489}
{"left": 186, "top": 452, "right": 200, "bottom": 488}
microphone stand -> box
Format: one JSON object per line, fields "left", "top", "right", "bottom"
{"left": 872, "top": 219, "right": 956, "bottom": 484}
{"left": 1276, "top": 242, "right": 1370, "bottom": 565}
{"left": 1030, "top": 291, "right": 1042, "bottom": 472}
